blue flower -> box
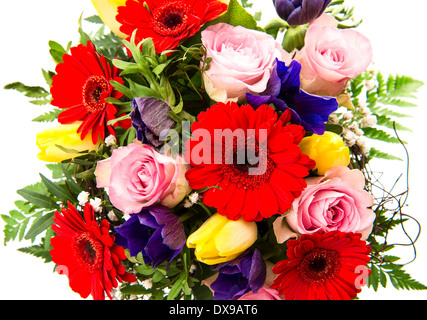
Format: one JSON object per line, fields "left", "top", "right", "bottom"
{"left": 247, "top": 59, "right": 338, "bottom": 135}
{"left": 130, "top": 97, "right": 176, "bottom": 149}
{"left": 273, "top": 0, "right": 333, "bottom": 26}
{"left": 210, "top": 249, "right": 266, "bottom": 300}
{"left": 114, "top": 206, "right": 185, "bottom": 268}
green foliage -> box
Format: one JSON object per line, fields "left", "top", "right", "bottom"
{"left": 207, "top": 0, "right": 261, "bottom": 31}
{"left": 348, "top": 71, "right": 423, "bottom": 162}
{"left": 368, "top": 261, "right": 427, "bottom": 292}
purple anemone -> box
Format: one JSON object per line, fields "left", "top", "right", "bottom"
{"left": 247, "top": 59, "right": 338, "bottom": 135}
{"left": 114, "top": 206, "right": 185, "bottom": 268}
{"left": 210, "top": 249, "right": 266, "bottom": 300}
{"left": 273, "top": 0, "right": 333, "bottom": 26}
{"left": 130, "top": 97, "right": 176, "bottom": 149}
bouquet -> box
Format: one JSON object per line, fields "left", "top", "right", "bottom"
{"left": 2, "top": 0, "right": 426, "bottom": 301}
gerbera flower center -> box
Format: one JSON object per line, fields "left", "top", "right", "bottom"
{"left": 297, "top": 248, "right": 340, "bottom": 285}
{"left": 72, "top": 232, "right": 104, "bottom": 273}
{"left": 82, "top": 75, "right": 110, "bottom": 113}
{"left": 220, "top": 137, "right": 275, "bottom": 189}
{"left": 152, "top": 2, "right": 191, "bottom": 37}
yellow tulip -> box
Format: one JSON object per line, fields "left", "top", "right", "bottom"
{"left": 91, "top": 0, "right": 128, "bottom": 39}
{"left": 299, "top": 131, "right": 350, "bottom": 175}
{"left": 187, "top": 213, "right": 257, "bottom": 265}
{"left": 36, "top": 122, "right": 100, "bottom": 163}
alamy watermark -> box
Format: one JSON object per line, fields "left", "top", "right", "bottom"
{"left": 158, "top": 121, "right": 268, "bottom": 176}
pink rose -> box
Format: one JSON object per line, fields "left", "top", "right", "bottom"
{"left": 297, "top": 15, "right": 373, "bottom": 96}
{"left": 202, "top": 23, "right": 291, "bottom": 103}
{"left": 238, "top": 286, "right": 282, "bottom": 300}
{"left": 95, "top": 142, "right": 191, "bottom": 214}
{"left": 273, "top": 166, "right": 375, "bottom": 242}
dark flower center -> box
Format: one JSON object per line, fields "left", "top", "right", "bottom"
{"left": 82, "top": 75, "right": 110, "bottom": 113}
{"left": 72, "top": 232, "right": 104, "bottom": 272}
{"left": 152, "top": 2, "right": 191, "bottom": 37}
{"left": 220, "top": 137, "right": 275, "bottom": 189}
{"left": 297, "top": 248, "right": 340, "bottom": 285}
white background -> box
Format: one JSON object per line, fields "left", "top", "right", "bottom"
{"left": 0, "top": 0, "right": 426, "bottom": 300}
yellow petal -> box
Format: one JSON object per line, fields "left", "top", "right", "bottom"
{"left": 186, "top": 213, "right": 229, "bottom": 248}
{"left": 91, "top": 0, "right": 128, "bottom": 38}
{"left": 215, "top": 218, "right": 257, "bottom": 257}
{"left": 36, "top": 122, "right": 100, "bottom": 163}
{"left": 196, "top": 252, "right": 241, "bottom": 265}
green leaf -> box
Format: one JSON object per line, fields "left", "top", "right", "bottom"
{"left": 17, "top": 189, "right": 57, "bottom": 209}
{"left": 1, "top": 214, "right": 17, "bottom": 226}
{"left": 32, "top": 109, "right": 61, "bottom": 122}
{"left": 40, "top": 173, "right": 75, "bottom": 202}
{"left": 4, "top": 82, "right": 50, "bottom": 98}
{"left": 61, "top": 164, "right": 84, "bottom": 194}
{"left": 367, "top": 147, "right": 403, "bottom": 161}
{"left": 207, "top": 0, "right": 259, "bottom": 30}
{"left": 120, "top": 285, "right": 151, "bottom": 295}
{"left": 24, "top": 211, "right": 55, "bottom": 240}
{"left": 386, "top": 74, "right": 424, "bottom": 98}
{"left": 75, "top": 168, "right": 95, "bottom": 180}
{"left": 167, "top": 273, "right": 186, "bottom": 300}
{"left": 362, "top": 127, "right": 405, "bottom": 144}
{"left": 17, "top": 241, "right": 53, "bottom": 263}
{"left": 263, "top": 18, "right": 289, "bottom": 38}
{"left": 85, "top": 15, "right": 103, "bottom": 24}
{"left": 375, "top": 115, "right": 412, "bottom": 132}
{"left": 282, "top": 24, "right": 307, "bottom": 52}
{"left": 48, "top": 40, "right": 68, "bottom": 64}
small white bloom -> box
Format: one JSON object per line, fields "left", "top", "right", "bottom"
{"left": 342, "top": 129, "right": 357, "bottom": 147}
{"left": 189, "top": 264, "right": 197, "bottom": 274}
{"left": 105, "top": 135, "right": 117, "bottom": 147}
{"left": 361, "top": 115, "right": 377, "bottom": 128}
{"left": 183, "top": 199, "right": 193, "bottom": 208}
{"left": 141, "top": 279, "right": 153, "bottom": 289}
{"left": 90, "top": 197, "right": 103, "bottom": 213}
{"left": 328, "top": 113, "right": 339, "bottom": 124}
{"left": 342, "top": 111, "right": 353, "bottom": 121}
{"left": 365, "top": 79, "right": 376, "bottom": 91}
{"left": 355, "top": 128, "right": 364, "bottom": 136}
{"left": 107, "top": 210, "right": 118, "bottom": 221}
{"left": 77, "top": 191, "right": 90, "bottom": 206}
{"left": 349, "top": 122, "right": 359, "bottom": 131}
{"left": 189, "top": 192, "right": 200, "bottom": 204}
{"left": 360, "top": 144, "right": 371, "bottom": 154}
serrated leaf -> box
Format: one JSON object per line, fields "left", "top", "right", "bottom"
{"left": 375, "top": 115, "right": 412, "bottom": 132}
{"left": 362, "top": 127, "right": 405, "bottom": 144}
{"left": 17, "top": 242, "right": 53, "bottom": 263}
{"left": 24, "top": 211, "right": 55, "bottom": 240}
{"left": 8, "top": 210, "right": 26, "bottom": 221}
{"left": 1, "top": 214, "right": 17, "bottom": 226}
{"left": 17, "top": 189, "right": 57, "bottom": 209}
{"left": 386, "top": 74, "right": 424, "bottom": 98}
{"left": 4, "top": 82, "right": 50, "bottom": 98}
{"left": 367, "top": 148, "right": 403, "bottom": 161}
{"left": 85, "top": 15, "right": 103, "bottom": 24}
{"left": 32, "top": 109, "right": 61, "bottom": 122}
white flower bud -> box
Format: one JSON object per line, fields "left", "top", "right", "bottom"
{"left": 90, "top": 197, "right": 103, "bottom": 213}
{"left": 77, "top": 191, "right": 90, "bottom": 206}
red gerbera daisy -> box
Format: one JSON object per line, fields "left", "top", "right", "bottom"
{"left": 116, "top": 0, "right": 228, "bottom": 53}
{"left": 50, "top": 202, "right": 136, "bottom": 300}
{"left": 184, "top": 101, "right": 315, "bottom": 222}
{"left": 271, "top": 230, "right": 371, "bottom": 300}
{"left": 51, "top": 41, "right": 130, "bottom": 144}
